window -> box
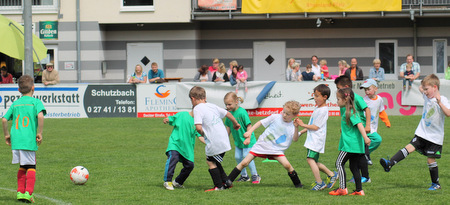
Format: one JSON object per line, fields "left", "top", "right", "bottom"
{"left": 376, "top": 40, "right": 398, "bottom": 80}
{"left": 0, "top": 0, "right": 57, "bottom": 14}
{"left": 433, "top": 39, "right": 447, "bottom": 77}
{"left": 121, "top": 0, "right": 154, "bottom": 12}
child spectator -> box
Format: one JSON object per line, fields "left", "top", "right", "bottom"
{"left": 2, "top": 75, "right": 46, "bottom": 203}
{"left": 286, "top": 58, "right": 295, "bottom": 81}
{"left": 227, "top": 101, "right": 304, "bottom": 188}
{"left": 162, "top": 111, "right": 204, "bottom": 190}
{"left": 338, "top": 60, "right": 349, "bottom": 77}
{"left": 290, "top": 62, "right": 301, "bottom": 82}
{"left": 213, "top": 63, "right": 229, "bottom": 82}
{"left": 236, "top": 65, "right": 248, "bottom": 93}
{"left": 359, "top": 79, "right": 391, "bottom": 165}
{"left": 209, "top": 58, "right": 220, "bottom": 75}
{"left": 329, "top": 88, "right": 371, "bottom": 196}
{"left": 301, "top": 64, "right": 319, "bottom": 81}
{"left": 224, "top": 92, "right": 260, "bottom": 183}
{"left": 298, "top": 84, "right": 338, "bottom": 191}
{"left": 228, "top": 60, "right": 238, "bottom": 77}
{"left": 320, "top": 59, "right": 329, "bottom": 79}
{"left": 380, "top": 74, "right": 450, "bottom": 191}
{"left": 189, "top": 86, "right": 241, "bottom": 192}
{"left": 403, "top": 63, "right": 415, "bottom": 90}
{"left": 229, "top": 66, "right": 238, "bottom": 86}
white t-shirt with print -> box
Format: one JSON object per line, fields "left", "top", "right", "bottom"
{"left": 304, "top": 106, "right": 328, "bottom": 153}
{"left": 250, "top": 114, "right": 295, "bottom": 155}
{"left": 364, "top": 95, "right": 385, "bottom": 133}
{"left": 194, "top": 103, "right": 231, "bottom": 156}
{"left": 415, "top": 94, "right": 450, "bottom": 145}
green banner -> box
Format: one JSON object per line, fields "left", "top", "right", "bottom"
{"left": 39, "top": 21, "right": 58, "bottom": 39}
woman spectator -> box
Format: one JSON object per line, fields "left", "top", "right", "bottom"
{"left": 128, "top": 64, "right": 147, "bottom": 84}
{"left": 229, "top": 65, "right": 238, "bottom": 86}
{"left": 213, "top": 63, "right": 229, "bottom": 82}
{"left": 194, "top": 65, "right": 212, "bottom": 82}
{"left": 290, "top": 62, "right": 301, "bottom": 82}
{"left": 228, "top": 60, "right": 238, "bottom": 77}
{"left": 286, "top": 58, "right": 295, "bottom": 81}
{"left": 338, "top": 60, "right": 349, "bottom": 76}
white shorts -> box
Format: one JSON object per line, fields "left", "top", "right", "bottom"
{"left": 12, "top": 150, "right": 36, "bottom": 165}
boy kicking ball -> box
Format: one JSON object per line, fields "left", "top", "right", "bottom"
{"left": 380, "top": 74, "right": 450, "bottom": 190}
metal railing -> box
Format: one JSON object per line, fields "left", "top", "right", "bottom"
{"left": 0, "top": 0, "right": 57, "bottom": 14}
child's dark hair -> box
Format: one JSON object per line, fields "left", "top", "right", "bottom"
{"left": 237, "top": 65, "right": 244, "bottom": 71}
{"left": 313, "top": 84, "right": 331, "bottom": 100}
{"left": 189, "top": 86, "right": 206, "bottom": 100}
{"left": 224, "top": 92, "right": 244, "bottom": 104}
{"left": 18, "top": 75, "right": 34, "bottom": 94}
{"left": 334, "top": 76, "right": 352, "bottom": 88}
{"left": 337, "top": 88, "right": 356, "bottom": 126}
{"left": 198, "top": 65, "right": 208, "bottom": 75}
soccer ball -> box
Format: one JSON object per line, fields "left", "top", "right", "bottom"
{"left": 70, "top": 166, "right": 89, "bottom": 185}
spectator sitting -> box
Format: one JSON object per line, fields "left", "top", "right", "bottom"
{"left": 128, "top": 64, "right": 147, "bottom": 84}
{"left": 345, "top": 58, "right": 364, "bottom": 81}
{"left": 338, "top": 60, "right": 349, "bottom": 76}
{"left": 320, "top": 59, "right": 329, "bottom": 79}
{"left": 290, "top": 62, "right": 301, "bottom": 82}
{"left": 0, "top": 66, "right": 13, "bottom": 84}
{"left": 148, "top": 62, "right": 165, "bottom": 83}
{"left": 208, "top": 58, "right": 220, "bottom": 76}
{"left": 229, "top": 66, "right": 238, "bottom": 86}
{"left": 42, "top": 63, "right": 59, "bottom": 85}
{"left": 228, "top": 60, "right": 238, "bottom": 77}
{"left": 194, "top": 65, "right": 212, "bottom": 82}
{"left": 301, "top": 64, "right": 319, "bottom": 81}
{"left": 286, "top": 58, "right": 295, "bottom": 81}
{"left": 213, "top": 63, "right": 229, "bottom": 82}
{"left": 369, "top": 59, "right": 385, "bottom": 82}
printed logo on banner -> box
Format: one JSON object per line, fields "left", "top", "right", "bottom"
{"left": 155, "top": 85, "right": 170, "bottom": 98}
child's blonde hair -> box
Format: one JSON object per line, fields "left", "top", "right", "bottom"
{"left": 421, "top": 74, "right": 440, "bottom": 90}
{"left": 338, "top": 60, "right": 348, "bottom": 68}
{"left": 337, "top": 88, "right": 356, "bottom": 126}
{"left": 283, "top": 101, "right": 301, "bottom": 115}
{"left": 291, "top": 62, "right": 300, "bottom": 69}
{"left": 189, "top": 86, "right": 206, "bottom": 100}
{"left": 406, "top": 63, "right": 412, "bottom": 70}
{"left": 229, "top": 60, "right": 238, "bottom": 67}
{"left": 18, "top": 75, "right": 34, "bottom": 94}
{"left": 213, "top": 58, "right": 220, "bottom": 64}
{"left": 224, "top": 92, "right": 244, "bottom": 104}
{"left": 320, "top": 59, "right": 327, "bottom": 65}
{"left": 218, "top": 63, "right": 226, "bottom": 73}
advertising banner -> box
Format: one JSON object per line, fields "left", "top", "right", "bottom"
{"left": 83, "top": 85, "right": 137, "bottom": 118}
{"left": 242, "top": 0, "right": 401, "bottom": 14}
{"left": 0, "top": 85, "right": 87, "bottom": 118}
{"left": 137, "top": 84, "right": 184, "bottom": 118}
{"left": 401, "top": 80, "right": 450, "bottom": 106}
{"left": 198, "top": 0, "right": 237, "bottom": 10}
{"left": 39, "top": 21, "right": 58, "bottom": 40}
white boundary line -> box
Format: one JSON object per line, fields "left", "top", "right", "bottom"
{"left": 0, "top": 187, "right": 71, "bottom": 204}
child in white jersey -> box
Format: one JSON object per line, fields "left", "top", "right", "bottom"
{"left": 189, "top": 86, "right": 241, "bottom": 192}
{"left": 226, "top": 101, "right": 304, "bottom": 188}
{"left": 359, "top": 79, "right": 391, "bottom": 165}
{"left": 380, "top": 74, "right": 450, "bottom": 191}
{"left": 298, "top": 84, "right": 338, "bottom": 191}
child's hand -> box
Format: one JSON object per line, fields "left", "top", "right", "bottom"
{"left": 364, "top": 137, "right": 371, "bottom": 146}
{"left": 243, "top": 131, "right": 251, "bottom": 139}
{"left": 435, "top": 91, "right": 441, "bottom": 103}
{"left": 365, "top": 125, "right": 371, "bottom": 133}
{"left": 233, "top": 123, "right": 241, "bottom": 131}
{"left": 5, "top": 135, "right": 11, "bottom": 146}
{"left": 36, "top": 134, "right": 42, "bottom": 145}
{"left": 293, "top": 118, "right": 300, "bottom": 126}
{"left": 163, "top": 117, "right": 169, "bottom": 124}
{"left": 243, "top": 137, "right": 250, "bottom": 145}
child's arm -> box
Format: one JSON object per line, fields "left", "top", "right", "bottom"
{"left": 163, "top": 117, "right": 169, "bottom": 124}
{"left": 292, "top": 118, "right": 300, "bottom": 142}
{"left": 357, "top": 123, "right": 371, "bottom": 145}
{"left": 243, "top": 123, "right": 252, "bottom": 145}
{"left": 2, "top": 118, "right": 11, "bottom": 146}
{"left": 244, "top": 121, "right": 261, "bottom": 144}
{"left": 226, "top": 126, "right": 231, "bottom": 136}
{"left": 37, "top": 111, "right": 44, "bottom": 145}
{"left": 195, "top": 124, "right": 204, "bottom": 136}
{"left": 436, "top": 91, "right": 450, "bottom": 117}
{"left": 379, "top": 110, "right": 391, "bottom": 128}
{"left": 419, "top": 85, "right": 424, "bottom": 94}
{"left": 225, "top": 112, "right": 241, "bottom": 131}
{"left": 198, "top": 136, "right": 206, "bottom": 144}
{"left": 297, "top": 119, "right": 319, "bottom": 131}
{"left": 364, "top": 108, "right": 371, "bottom": 133}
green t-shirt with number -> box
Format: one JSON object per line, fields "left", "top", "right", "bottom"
{"left": 225, "top": 107, "right": 256, "bottom": 148}
{"left": 3, "top": 96, "right": 46, "bottom": 151}
{"left": 165, "top": 112, "right": 201, "bottom": 162}
{"left": 338, "top": 107, "right": 364, "bottom": 154}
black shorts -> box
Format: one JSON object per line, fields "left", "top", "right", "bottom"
{"left": 410, "top": 135, "right": 442, "bottom": 158}
{"left": 206, "top": 152, "right": 225, "bottom": 163}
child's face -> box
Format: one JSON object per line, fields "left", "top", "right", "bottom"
{"left": 406, "top": 66, "right": 412, "bottom": 71}
{"left": 336, "top": 93, "right": 346, "bottom": 108}
{"left": 224, "top": 98, "right": 238, "bottom": 111}
{"left": 339, "top": 64, "right": 344, "bottom": 70}
{"left": 313, "top": 90, "right": 327, "bottom": 106}
{"left": 422, "top": 84, "right": 438, "bottom": 99}
{"left": 364, "top": 86, "right": 377, "bottom": 98}
{"left": 336, "top": 84, "right": 348, "bottom": 90}
{"left": 281, "top": 108, "right": 297, "bottom": 122}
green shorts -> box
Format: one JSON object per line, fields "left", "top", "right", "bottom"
{"left": 307, "top": 149, "right": 320, "bottom": 162}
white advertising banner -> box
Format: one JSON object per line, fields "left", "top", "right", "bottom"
{"left": 136, "top": 83, "right": 187, "bottom": 118}
{"left": 401, "top": 79, "right": 450, "bottom": 106}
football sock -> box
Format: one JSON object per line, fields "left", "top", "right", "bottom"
{"left": 17, "top": 168, "right": 27, "bottom": 193}
{"left": 288, "top": 170, "right": 302, "bottom": 187}
{"left": 208, "top": 168, "right": 223, "bottom": 188}
{"left": 228, "top": 167, "right": 241, "bottom": 182}
{"left": 215, "top": 162, "right": 227, "bottom": 182}
{"left": 428, "top": 162, "right": 439, "bottom": 184}
{"left": 390, "top": 148, "right": 409, "bottom": 166}
{"left": 25, "top": 169, "right": 36, "bottom": 195}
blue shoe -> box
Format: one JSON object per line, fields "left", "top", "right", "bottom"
{"left": 361, "top": 177, "right": 371, "bottom": 183}
{"left": 428, "top": 183, "right": 441, "bottom": 190}
{"left": 326, "top": 171, "right": 338, "bottom": 188}
{"left": 311, "top": 181, "right": 326, "bottom": 191}
{"left": 379, "top": 158, "right": 392, "bottom": 172}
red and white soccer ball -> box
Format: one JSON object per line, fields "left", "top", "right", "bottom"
{"left": 70, "top": 166, "right": 89, "bottom": 185}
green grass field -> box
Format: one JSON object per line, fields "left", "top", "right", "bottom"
{"left": 0, "top": 116, "right": 448, "bottom": 204}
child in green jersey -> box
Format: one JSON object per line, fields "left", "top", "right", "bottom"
{"left": 223, "top": 92, "right": 259, "bottom": 184}
{"left": 2, "top": 75, "right": 46, "bottom": 203}
{"left": 162, "top": 111, "right": 204, "bottom": 190}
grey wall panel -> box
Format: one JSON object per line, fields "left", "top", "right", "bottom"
{"left": 59, "top": 22, "right": 102, "bottom": 31}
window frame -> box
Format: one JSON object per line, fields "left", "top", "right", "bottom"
{"left": 0, "top": 0, "right": 58, "bottom": 14}
{"left": 120, "top": 0, "right": 155, "bottom": 12}
{"left": 432, "top": 39, "right": 447, "bottom": 78}
{"left": 375, "top": 39, "right": 398, "bottom": 80}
